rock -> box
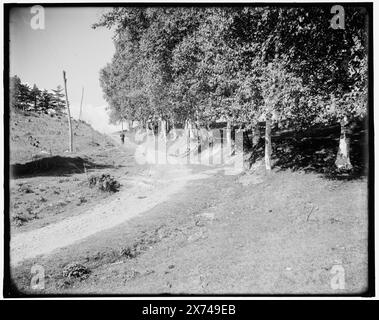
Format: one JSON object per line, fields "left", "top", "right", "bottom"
{"left": 19, "top": 185, "right": 33, "bottom": 193}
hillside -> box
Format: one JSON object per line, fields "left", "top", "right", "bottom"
{"left": 9, "top": 110, "right": 115, "bottom": 166}
{"left": 8, "top": 110, "right": 144, "bottom": 234}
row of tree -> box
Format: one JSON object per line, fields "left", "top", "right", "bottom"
{"left": 94, "top": 6, "right": 368, "bottom": 170}
{"left": 10, "top": 75, "right": 66, "bottom": 112}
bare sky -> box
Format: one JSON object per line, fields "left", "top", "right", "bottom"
{"left": 9, "top": 6, "right": 120, "bottom": 133}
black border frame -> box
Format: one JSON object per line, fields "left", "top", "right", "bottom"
{"left": 2, "top": 2, "right": 375, "bottom": 298}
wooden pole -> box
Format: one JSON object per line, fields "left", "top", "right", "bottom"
{"left": 78, "top": 86, "right": 84, "bottom": 121}
{"left": 63, "top": 71, "right": 73, "bottom": 152}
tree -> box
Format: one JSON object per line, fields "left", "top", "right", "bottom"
{"left": 260, "top": 7, "right": 368, "bottom": 169}
{"left": 51, "top": 85, "right": 66, "bottom": 111}
{"left": 95, "top": 8, "right": 205, "bottom": 128}
{"left": 39, "top": 89, "right": 53, "bottom": 111}
{"left": 30, "top": 84, "right": 41, "bottom": 110}
{"left": 10, "top": 75, "right": 22, "bottom": 110}
{"left": 94, "top": 6, "right": 368, "bottom": 171}
{"left": 18, "top": 83, "right": 32, "bottom": 111}
{"left": 224, "top": 6, "right": 368, "bottom": 170}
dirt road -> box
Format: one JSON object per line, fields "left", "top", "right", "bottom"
{"left": 9, "top": 135, "right": 368, "bottom": 295}
{"left": 10, "top": 135, "right": 227, "bottom": 266}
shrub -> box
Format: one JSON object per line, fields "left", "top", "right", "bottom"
{"left": 119, "top": 245, "right": 139, "bottom": 259}
{"left": 12, "top": 209, "right": 38, "bottom": 226}
{"left": 62, "top": 263, "right": 90, "bottom": 280}
{"left": 88, "top": 174, "right": 120, "bottom": 192}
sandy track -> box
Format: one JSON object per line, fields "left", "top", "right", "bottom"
{"left": 11, "top": 132, "right": 237, "bottom": 266}
{"left": 10, "top": 162, "right": 220, "bottom": 266}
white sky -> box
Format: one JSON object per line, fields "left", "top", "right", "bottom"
{"left": 9, "top": 6, "right": 121, "bottom": 133}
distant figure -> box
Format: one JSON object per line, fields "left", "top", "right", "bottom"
{"left": 120, "top": 132, "right": 125, "bottom": 144}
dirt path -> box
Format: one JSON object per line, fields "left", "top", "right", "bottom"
{"left": 10, "top": 156, "right": 223, "bottom": 266}
{"left": 9, "top": 134, "right": 368, "bottom": 295}
{"left": 10, "top": 132, "right": 220, "bottom": 265}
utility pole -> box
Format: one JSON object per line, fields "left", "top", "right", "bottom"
{"left": 78, "top": 86, "right": 84, "bottom": 121}
{"left": 63, "top": 70, "right": 73, "bottom": 152}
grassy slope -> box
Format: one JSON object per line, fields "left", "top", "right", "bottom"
{"left": 9, "top": 110, "right": 115, "bottom": 165}
{"left": 8, "top": 110, "right": 139, "bottom": 233}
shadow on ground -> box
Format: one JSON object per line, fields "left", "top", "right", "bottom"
{"left": 245, "top": 121, "right": 368, "bottom": 181}
{"left": 10, "top": 156, "right": 116, "bottom": 178}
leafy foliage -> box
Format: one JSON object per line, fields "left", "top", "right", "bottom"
{"left": 95, "top": 6, "right": 368, "bottom": 129}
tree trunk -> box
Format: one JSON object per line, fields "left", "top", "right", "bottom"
{"left": 185, "top": 120, "right": 191, "bottom": 163}
{"left": 252, "top": 122, "right": 261, "bottom": 147}
{"left": 188, "top": 119, "right": 195, "bottom": 139}
{"left": 222, "top": 120, "right": 231, "bottom": 159}
{"left": 236, "top": 128, "right": 245, "bottom": 172}
{"left": 265, "top": 114, "right": 272, "bottom": 171}
{"left": 226, "top": 120, "right": 232, "bottom": 147}
{"left": 207, "top": 123, "right": 213, "bottom": 165}
{"left": 160, "top": 119, "right": 167, "bottom": 141}
{"left": 145, "top": 121, "right": 149, "bottom": 136}
{"left": 335, "top": 117, "right": 353, "bottom": 170}
{"left": 62, "top": 71, "right": 73, "bottom": 152}
{"left": 171, "top": 120, "right": 177, "bottom": 140}
{"left": 196, "top": 123, "right": 201, "bottom": 162}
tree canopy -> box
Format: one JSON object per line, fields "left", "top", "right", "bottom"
{"left": 95, "top": 6, "right": 368, "bottom": 131}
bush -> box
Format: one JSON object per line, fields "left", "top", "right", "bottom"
{"left": 88, "top": 174, "right": 120, "bottom": 192}
{"left": 12, "top": 209, "right": 38, "bottom": 226}
{"left": 62, "top": 263, "right": 90, "bottom": 280}
{"left": 119, "top": 245, "right": 139, "bottom": 259}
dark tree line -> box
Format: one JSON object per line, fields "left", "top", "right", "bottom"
{"left": 10, "top": 75, "right": 66, "bottom": 113}
{"left": 94, "top": 6, "right": 368, "bottom": 170}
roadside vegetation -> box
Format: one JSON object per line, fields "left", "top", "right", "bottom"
{"left": 95, "top": 6, "right": 368, "bottom": 174}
